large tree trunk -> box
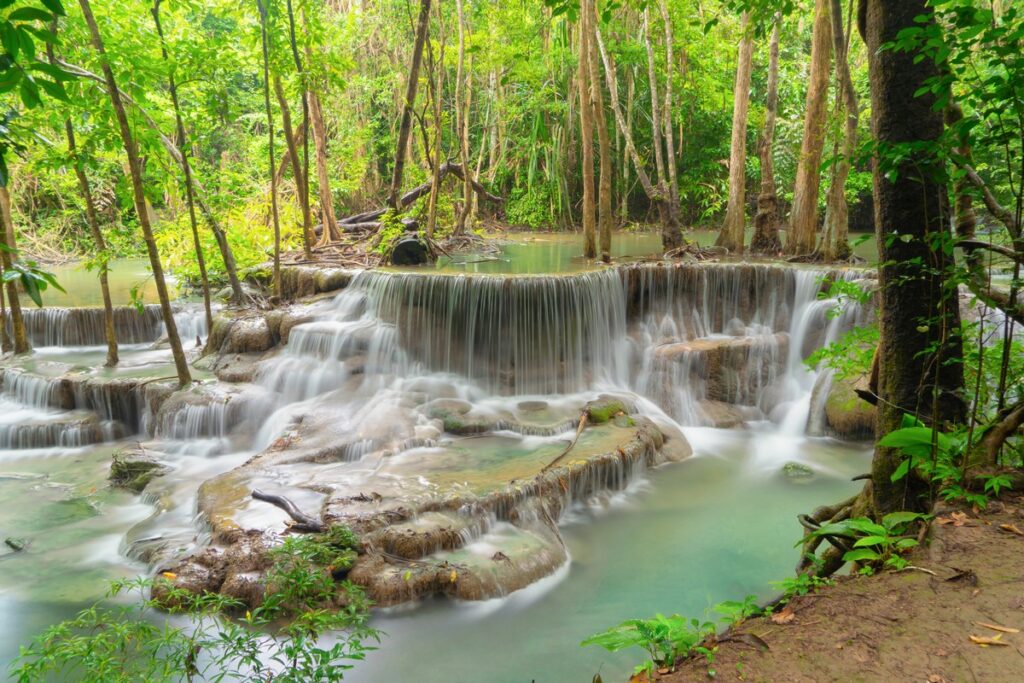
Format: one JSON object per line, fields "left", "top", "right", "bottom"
{"left": 594, "top": 22, "right": 682, "bottom": 251}
{"left": 47, "top": 35, "right": 118, "bottom": 365}
{"left": 786, "top": 0, "right": 832, "bottom": 255}
{"left": 589, "top": 0, "right": 613, "bottom": 262}
{"left": 578, "top": 1, "right": 596, "bottom": 258}
{"left": 642, "top": 8, "right": 666, "bottom": 197}
{"left": 659, "top": 0, "right": 680, "bottom": 216}
{"left": 64, "top": 122, "right": 119, "bottom": 365}
{"left": 274, "top": 76, "right": 314, "bottom": 256}
{"left": 0, "top": 186, "right": 28, "bottom": 354}
{"left": 424, "top": 1, "right": 445, "bottom": 240}
{"left": 454, "top": 0, "right": 473, "bottom": 234}
{"left": 716, "top": 12, "right": 754, "bottom": 254}
{"left": 285, "top": 0, "right": 313, "bottom": 258}
{"left": 751, "top": 14, "right": 782, "bottom": 255}
{"left": 818, "top": 0, "right": 858, "bottom": 261}
{"left": 152, "top": 0, "right": 212, "bottom": 335}
{"left": 257, "top": 0, "right": 282, "bottom": 297}
{"left": 861, "top": 0, "right": 965, "bottom": 514}
{"left": 78, "top": 0, "right": 190, "bottom": 386}
{"left": 389, "top": 0, "right": 432, "bottom": 210}
{"left": 307, "top": 90, "right": 341, "bottom": 246}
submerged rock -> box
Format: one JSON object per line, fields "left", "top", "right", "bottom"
{"left": 110, "top": 446, "right": 169, "bottom": 493}
{"left": 781, "top": 461, "right": 815, "bottom": 479}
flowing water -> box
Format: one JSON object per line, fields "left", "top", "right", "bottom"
{"left": 0, "top": 240, "right": 875, "bottom": 679}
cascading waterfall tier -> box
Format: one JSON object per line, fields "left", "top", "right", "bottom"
{"left": 153, "top": 261, "right": 873, "bottom": 608}
{"left": 9, "top": 303, "right": 208, "bottom": 348}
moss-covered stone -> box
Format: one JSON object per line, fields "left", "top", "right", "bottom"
{"left": 585, "top": 397, "right": 628, "bottom": 424}
{"left": 781, "top": 461, "right": 815, "bottom": 479}
{"left": 110, "top": 448, "right": 169, "bottom": 493}
{"left": 824, "top": 376, "right": 876, "bottom": 440}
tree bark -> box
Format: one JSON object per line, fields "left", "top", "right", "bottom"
{"left": 0, "top": 186, "right": 28, "bottom": 354}
{"left": 454, "top": 0, "right": 473, "bottom": 234}
{"left": 274, "top": 76, "right": 314, "bottom": 255}
{"left": 285, "top": 0, "right": 313, "bottom": 258}
{"left": 818, "top": 0, "right": 857, "bottom": 261}
{"left": 642, "top": 8, "right": 666, "bottom": 197}
{"left": 257, "top": 0, "right": 282, "bottom": 297}
{"left": 389, "top": 0, "right": 432, "bottom": 210}
{"left": 47, "top": 35, "right": 118, "bottom": 365}
{"left": 659, "top": 0, "right": 680, "bottom": 214}
{"left": 861, "top": 0, "right": 965, "bottom": 514}
{"left": 589, "top": 0, "right": 613, "bottom": 262}
{"left": 594, "top": 22, "right": 682, "bottom": 251}
{"left": 152, "top": 0, "right": 212, "bottom": 335}
{"left": 787, "top": 0, "right": 832, "bottom": 255}
{"left": 578, "top": 1, "right": 597, "bottom": 258}
{"left": 716, "top": 12, "right": 754, "bottom": 254}
{"left": 424, "top": 1, "right": 445, "bottom": 240}
{"left": 751, "top": 14, "right": 782, "bottom": 254}
{"left": 78, "top": 0, "right": 190, "bottom": 386}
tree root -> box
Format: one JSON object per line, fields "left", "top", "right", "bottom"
{"left": 541, "top": 413, "right": 588, "bottom": 473}
{"left": 252, "top": 489, "right": 325, "bottom": 533}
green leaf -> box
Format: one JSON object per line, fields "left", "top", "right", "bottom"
{"left": 882, "top": 511, "right": 929, "bottom": 531}
{"left": 20, "top": 270, "right": 42, "bottom": 306}
{"left": 890, "top": 458, "right": 910, "bottom": 482}
{"left": 853, "top": 535, "right": 889, "bottom": 548}
{"left": 842, "top": 548, "right": 880, "bottom": 563}
{"left": 41, "top": 0, "right": 66, "bottom": 17}
{"left": 8, "top": 7, "right": 53, "bottom": 23}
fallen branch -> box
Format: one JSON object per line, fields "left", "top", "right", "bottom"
{"left": 252, "top": 489, "right": 325, "bottom": 533}
{"left": 542, "top": 413, "right": 588, "bottom": 473}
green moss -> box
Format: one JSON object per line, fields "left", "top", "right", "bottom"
{"left": 586, "top": 398, "right": 628, "bottom": 424}
{"left": 109, "top": 450, "right": 168, "bottom": 493}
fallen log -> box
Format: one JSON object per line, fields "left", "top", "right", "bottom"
{"left": 339, "top": 161, "right": 503, "bottom": 228}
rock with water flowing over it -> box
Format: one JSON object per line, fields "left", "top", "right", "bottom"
{"left": 154, "top": 392, "right": 690, "bottom": 608}
{"left": 110, "top": 446, "right": 170, "bottom": 492}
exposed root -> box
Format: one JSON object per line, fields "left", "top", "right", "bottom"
{"left": 251, "top": 489, "right": 325, "bottom": 533}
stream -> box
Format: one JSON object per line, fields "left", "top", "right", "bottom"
{"left": 0, "top": 242, "right": 873, "bottom": 680}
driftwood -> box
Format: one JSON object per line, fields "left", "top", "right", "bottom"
{"left": 340, "top": 161, "right": 503, "bottom": 229}
{"left": 252, "top": 489, "right": 325, "bottom": 533}
{"left": 542, "top": 413, "right": 589, "bottom": 473}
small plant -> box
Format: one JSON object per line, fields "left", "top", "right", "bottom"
{"left": 581, "top": 613, "right": 715, "bottom": 676}
{"left": 12, "top": 527, "right": 379, "bottom": 682}
{"left": 712, "top": 595, "right": 761, "bottom": 626}
{"left": 375, "top": 209, "right": 407, "bottom": 256}
{"left": 769, "top": 573, "right": 832, "bottom": 603}
{"left": 801, "top": 511, "right": 930, "bottom": 572}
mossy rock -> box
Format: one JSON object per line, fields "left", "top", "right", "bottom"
{"left": 585, "top": 397, "right": 629, "bottom": 424}
{"left": 110, "top": 448, "right": 169, "bottom": 493}
{"left": 781, "top": 461, "right": 815, "bottom": 480}
{"left": 825, "top": 376, "right": 876, "bottom": 440}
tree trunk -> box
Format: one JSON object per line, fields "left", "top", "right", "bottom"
{"left": 589, "top": 0, "right": 613, "bottom": 262}
{"left": 716, "top": 12, "right": 754, "bottom": 254}
{"left": 659, "top": 0, "right": 680, "bottom": 214}
{"left": 786, "top": 0, "right": 832, "bottom": 255}
{"left": 0, "top": 186, "right": 28, "bottom": 354}
{"left": 285, "top": 0, "right": 313, "bottom": 258}
{"left": 64, "top": 122, "right": 119, "bottom": 365}
{"left": 257, "top": 0, "right": 282, "bottom": 297}
{"left": 642, "top": 8, "right": 666, "bottom": 196}
{"left": 578, "top": 1, "right": 596, "bottom": 258}
{"left": 389, "top": 0, "right": 432, "bottom": 210}
{"left": 861, "top": 0, "right": 965, "bottom": 515}
{"left": 425, "top": 1, "right": 445, "bottom": 240}
{"left": 818, "top": 0, "right": 857, "bottom": 261}
{"left": 152, "top": 0, "right": 212, "bottom": 335}
{"left": 47, "top": 35, "right": 118, "bottom": 365}
{"left": 454, "top": 0, "right": 473, "bottom": 234}
{"left": 751, "top": 14, "right": 782, "bottom": 255}
{"left": 274, "top": 75, "right": 314, "bottom": 255}
{"left": 594, "top": 22, "right": 682, "bottom": 251}
{"left": 78, "top": 0, "right": 190, "bottom": 386}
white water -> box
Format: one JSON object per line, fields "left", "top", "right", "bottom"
{"left": 0, "top": 260, "right": 874, "bottom": 677}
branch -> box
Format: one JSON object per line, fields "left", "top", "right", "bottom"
{"left": 959, "top": 163, "right": 1020, "bottom": 238}
{"left": 252, "top": 489, "right": 325, "bottom": 533}
{"left": 958, "top": 239, "right": 1024, "bottom": 264}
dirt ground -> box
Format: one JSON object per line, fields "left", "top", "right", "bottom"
{"left": 661, "top": 496, "right": 1024, "bottom": 682}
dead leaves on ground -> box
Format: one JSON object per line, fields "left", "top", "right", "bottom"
{"left": 974, "top": 621, "right": 1020, "bottom": 634}
{"left": 936, "top": 511, "right": 970, "bottom": 527}
{"left": 770, "top": 605, "right": 795, "bottom": 625}
{"left": 968, "top": 622, "right": 1020, "bottom": 648}
{"left": 968, "top": 634, "right": 1011, "bottom": 647}
{"left": 997, "top": 523, "right": 1024, "bottom": 536}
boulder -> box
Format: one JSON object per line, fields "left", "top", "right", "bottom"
{"left": 824, "top": 375, "right": 876, "bottom": 440}
{"left": 110, "top": 446, "right": 169, "bottom": 492}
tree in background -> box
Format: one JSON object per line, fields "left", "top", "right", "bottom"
{"left": 716, "top": 11, "right": 754, "bottom": 254}
{"left": 750, "top": 12, "right": 781, "bottom": 255}
{"left": 786, "top": 0, "right": 831, "bottom": 256}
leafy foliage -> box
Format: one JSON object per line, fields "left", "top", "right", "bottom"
{"left": 11, "top": 527, "right": 379, "bottom": 682}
